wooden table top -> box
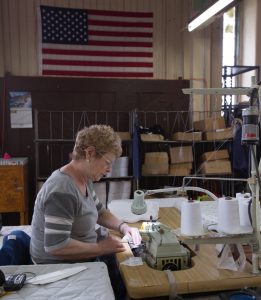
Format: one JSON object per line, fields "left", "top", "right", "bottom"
{"left": 116, "top": 207, "right": 261, "bottom": 299}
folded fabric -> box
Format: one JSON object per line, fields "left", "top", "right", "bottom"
{"left": 0, "top": 230, "right": 32, "bottom": 265}
{"left": 27, "top": 266, "right": 88, "bottom": 284}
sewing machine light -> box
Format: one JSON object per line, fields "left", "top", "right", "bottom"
{"left": 131, "top": 190, "right": 147, "bottom": 215}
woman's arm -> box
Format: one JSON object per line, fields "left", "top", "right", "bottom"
{"left": 97, "top": 209, "right": 142, "bottom": 245}
{"left": 97, "top": 209, "right": 125, "bottom": 231}
{"left": 50, "top": 234, "right": 125, "bottom": 260}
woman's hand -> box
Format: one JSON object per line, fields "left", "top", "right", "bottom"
{"left": 120, "top": 224, "right": 142, "bottom": 245}
{"left": 98, "top": 234, "right": 126, "bottom": 255}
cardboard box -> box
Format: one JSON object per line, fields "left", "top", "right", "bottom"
{"left": 170, "top": 162, "right": 193, "bottom": 169}
{"left": 144, "top": 152, "right": 169, "bottom": 164}
{"left": 201, "top": 149, "right": 229, "bottom": 161}
{"left": 169, "top": 146, "right": 193, "bottom": 164}
{"left": 142, "top": 164, "right": 169, "bottom": 175}
{"left": 193, "top": 117, "right": 226, "bottom": 131}
{"left": 172, "top": 131, "right": 202, "bottom": 141}
{"left": 116, "top": 132, "right": 131, "bottom": 141}
{"left": 204, "top": 127, "right": 233, "bottom": 141}
{"left": 169, "top": 165, "right": 191, "bottom": 176}
{"left": 140, "top": 133, "right": 164, "bottom": 142}
{"left": 199, "top": 159, "right": 232, "bottom": 174}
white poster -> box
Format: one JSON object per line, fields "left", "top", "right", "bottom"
{"left": 9, "top": 91, "right": 32, "bottom": 128}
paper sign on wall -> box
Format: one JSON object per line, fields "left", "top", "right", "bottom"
{"left": 9, "top": 92, "right": 32, "bottom": 128}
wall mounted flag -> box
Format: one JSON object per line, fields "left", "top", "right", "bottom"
{"left": 38, "top": 5, "right": 153, "bottom": 78}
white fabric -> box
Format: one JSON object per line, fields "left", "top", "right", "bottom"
{"left": 108, "top": 199, "right": 159, "bottom": 222}
{"left": 0, "top": 262, "right": 114, "bottom": 300}
{"left": 27, "top": 266, "right": 88, "bottom": 285}
{"left": 107, "top": 197, "right": 187, "bottom": 222}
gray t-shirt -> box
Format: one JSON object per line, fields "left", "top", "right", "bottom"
{"left": 30, "top": 169, "right": 105, "bottom": 264}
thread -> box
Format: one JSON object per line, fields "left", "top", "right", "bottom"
{"left": 180, "top": 200, "right": 204, "bottom": 236}
{"left": 217, "top": 197, "right": 240, "bottom": 234}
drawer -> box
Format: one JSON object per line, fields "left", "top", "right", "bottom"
{"left": 0, "top": 192, "right": 24, "bottom": 212}
{"left": 0, "top": 166, "right": 24, "bottom": 186}
{"left": 0, "top": 165, "right": 26, "bottom": 212}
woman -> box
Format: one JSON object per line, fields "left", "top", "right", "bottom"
{"left": 30, "top": 124, "right": 141, "bottom": 299}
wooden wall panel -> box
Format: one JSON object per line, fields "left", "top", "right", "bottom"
{"left": 0, "top": 0, "right": 221, "bottom": 88}
{"left": 1, "top": 0, "right": 11, "bottom": 75}
{"left": 7, "top": 0, "right": 20, "bottom": 75}
{"left": 0, "top": 4, "right": 4, "bottom": 77}
{"left": 1, "top": 76, "right": 189, "bottom": 223}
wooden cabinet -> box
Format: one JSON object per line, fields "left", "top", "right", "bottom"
{"left": 0, "top": 158, "right": 28, "bottom": 224}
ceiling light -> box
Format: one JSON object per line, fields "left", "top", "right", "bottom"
{"left": 188, "top": 0, "right": 234, "bottom": 32}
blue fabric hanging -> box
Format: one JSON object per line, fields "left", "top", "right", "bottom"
{"left": 232, "top": 122, "right": 250, "bottom": 178}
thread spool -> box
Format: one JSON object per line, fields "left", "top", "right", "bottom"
{"left": 237, "top": 194, "right": 252, "bottom": 228}
{"left": 131, "top": 190, "right": 147, "bottom": 215}
{"left": 236, "top": 192, "right": 251, "bottom": 199}
{"left": 239, "top": 200, "right": 252, "bottom": 228}
{"left": 217, "top": 196, "right": 240, "bottom": 234}
{"left": 239, "top": 198, "right": 261, "bottom": 229}
{"left": 180, "top": 199, "right": 204, "bottom": 236}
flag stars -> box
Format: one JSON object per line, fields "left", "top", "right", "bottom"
{"left": 40, "top": 6, "right": 88, "bottom": 44}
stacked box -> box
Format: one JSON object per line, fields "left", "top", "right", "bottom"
{"left": 169, "top": 146, "right": 193, "bottom": 176}
{"left": 116, "top": 131, "right": 131, "bottom": 141}
{"left": 169, "top": 146, "right": 193, "bottom": 164}
{"left": 140, "top": 134, "right": 164, "bottom": 142}
{"left": 203, "top": 127, "right": 233, "bottom": 141}
{"left": 201, "top": 149, "right": 229, "bottom": 161}
{"left": 193, "top": 116, "right": 226, "bottom": 131}
{"left": 193, "top": 116, "right": 234, "bottom": 141}
{"left": 169, "top": 164, "right": 191, "bottom": 176}
{"left": 142, "top": 152, "right": 169, "bottom": 175}
{"left": 199, "top": 159, "right": 232, "bottom": 174}
{"left": 200, "top": 149, "right": 231, "bottom": 174}
{"left": 171, "top": 131, "right": 202, "bottom": 141}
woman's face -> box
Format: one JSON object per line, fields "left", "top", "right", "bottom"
{"left": 89, "top": 152, "right": 116, "bottom": 181}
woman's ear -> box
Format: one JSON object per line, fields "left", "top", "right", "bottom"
{"left": 85, "top": 146, "right": 96, "bottom": 160}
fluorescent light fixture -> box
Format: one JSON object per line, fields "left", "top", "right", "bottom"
{"left": 188, "top": 0, "right": 234, "bottom": 32}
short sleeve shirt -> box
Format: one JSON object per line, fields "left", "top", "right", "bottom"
{"left": 30, "top": 169, "right": 105, "bottom": 263}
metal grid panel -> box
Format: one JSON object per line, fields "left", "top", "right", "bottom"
{"left": 34, "top": 110, "right": 132, "bottom": 183}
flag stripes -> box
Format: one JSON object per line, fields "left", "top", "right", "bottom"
{"left": 39, "top": 5, "right": 154, "bottom": 78}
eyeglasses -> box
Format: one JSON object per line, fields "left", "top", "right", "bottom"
{"left": 96, "top": 151, "right": 113, "bottom": 167}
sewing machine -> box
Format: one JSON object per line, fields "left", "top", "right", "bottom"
{"left": 131, "top": 85, "right": 261, "bottom": 275}
{"left": 139, "top": 221, "right": 191, "bottom": 271}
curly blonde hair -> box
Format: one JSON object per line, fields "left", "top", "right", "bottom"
{"left": 72, "top": 125, "right": 122, "bottom": 160}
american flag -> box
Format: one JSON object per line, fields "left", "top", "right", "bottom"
{"left": 39, "top": 5, "right": 153, "bottom": 78}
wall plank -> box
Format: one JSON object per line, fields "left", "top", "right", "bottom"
{"left": 2, "top": 0, "right": 12, "bottom": 75}
{"left": 0, "top": 0, "right": 224, "bottom": 114}
{"left": 0, "top": 0, "right": 220, "bottom": 80}
{"left": 0, "top": 2, "right": 5, "bottom": 77}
